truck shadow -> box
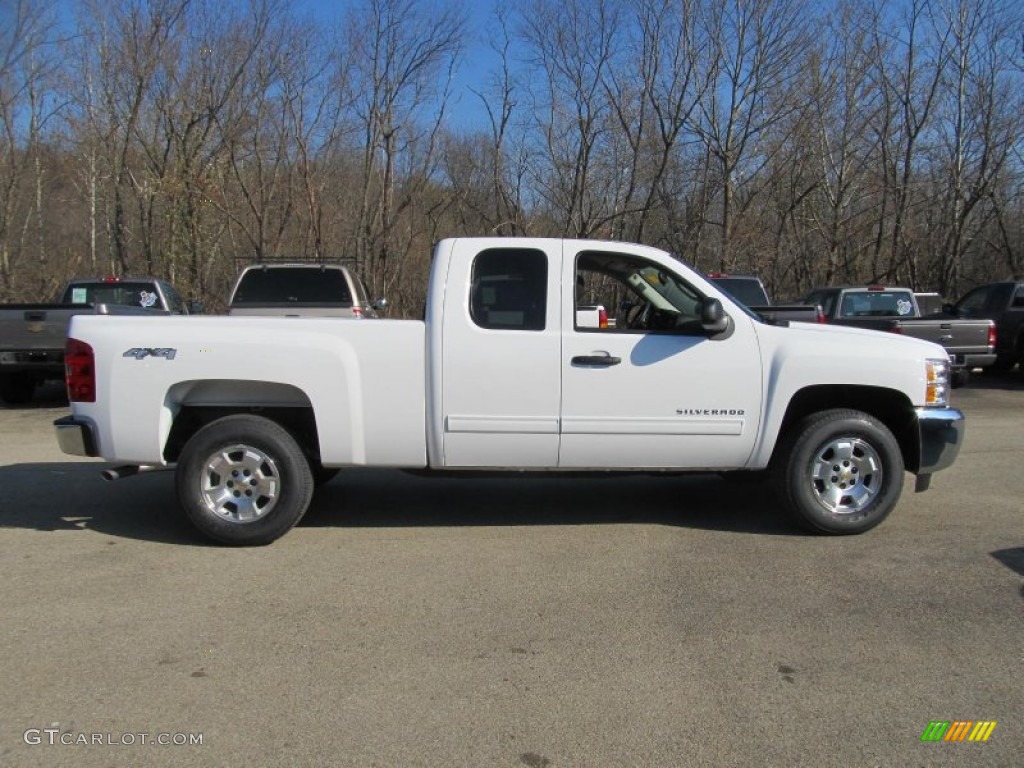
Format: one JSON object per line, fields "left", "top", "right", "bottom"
{"left": 0, "top": 463, "right": 803, "bottom": 544}
{"left": 990, "top": 548, "right": 1024, "bottom": 601}
{"left": 0, "top": 462, "right": 208, "bottom": 545}
{"left": 304, "top": 468, "right": 801, "bottom": 535}
{"left": 990, "top": 548, "right": 1024, "bottom": 577}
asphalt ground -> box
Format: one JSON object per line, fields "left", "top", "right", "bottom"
{"left": 1, "top": 375, "right": 1022, "bottom": 767}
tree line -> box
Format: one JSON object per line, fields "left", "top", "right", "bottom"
{"left": 1, "top": 0, "right": 1022, "bottom": 315}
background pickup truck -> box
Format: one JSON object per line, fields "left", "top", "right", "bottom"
{"left": 0, "top": 277, "right": 190, "bottom": 404}
{"left": 55, "top": 237, "right": 964, "bottom": 545}
{"left": 707, "top": 274, "right": 824, "bottom": 324}
{"left": 946, "top": 281, "right": 1024, "bottom": 372}
{"left": 801, "top": 285, "right": 995, "bottom": 385}
{"left": 227, "top": 262, "right": 385, "bottom": 318}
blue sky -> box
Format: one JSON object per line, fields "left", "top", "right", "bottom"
{"left": 41, "top": 0, "right": 505, "bottom": 131}
{"left": 296, "top": 0, "right": 504, "bottom": 131}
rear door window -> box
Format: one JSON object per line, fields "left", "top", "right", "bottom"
{"left": 955, "top": 287, "right": 990, "bottom": 317}
{"left": 470, "top": 249, "right": 548, "bottom": 331}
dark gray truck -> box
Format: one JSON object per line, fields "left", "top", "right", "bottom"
{"left": 0, "top": 278, "right": 190, "bottom": 403}
{"left": 801, "top": 285, "right": 996, "bottom": 385}
{"left": 707, "top": 274, "right": 824, "bottom": 324}
{"left": 946, "top": 281, "right": 1024, "bottom": 372}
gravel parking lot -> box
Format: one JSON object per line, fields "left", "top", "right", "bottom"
{"left": 1, "top": 376, "right": 1022, "bottom": 767}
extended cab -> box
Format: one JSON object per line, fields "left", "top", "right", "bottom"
{"left": 54, "top": 238, "right": 964, "bottom": 545}
{"left": 0, "top": 277, "right": 191, "bottom": 404}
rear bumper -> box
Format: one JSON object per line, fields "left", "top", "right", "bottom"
{"left": 53, "top": 415, "right": 99, "bottom": 457}
{"left": 913, "top": 407, "right": 964, "bottom": 488}
{"left": 952, "top": 352, "right": 996, "bottom": 369}
{"left": 0, "top": 349, "right": 64, "bottom": 374}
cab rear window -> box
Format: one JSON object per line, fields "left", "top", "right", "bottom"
{"left": 232, "top": 268, "right": 352, "bottom": 306}
{"left": 62, "top": 282, "right": 163, "bottom": 309}
{"left": 839, "top": 291, "right": 915, "bottom": 317}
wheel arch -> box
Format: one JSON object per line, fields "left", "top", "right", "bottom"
{"left": 161, "top": 380, "right": 322, "bottom": 465}
{"left": 770, "top": 385, "right": 920, "bottom": 472}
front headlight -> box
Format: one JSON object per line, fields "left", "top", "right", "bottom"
{"left": 925, "top": 358, "right": 950, "bottom": 406}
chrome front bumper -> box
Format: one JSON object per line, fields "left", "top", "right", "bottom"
{"left": 53, "top": 416, "right": 98, "bottom": 457}
{"left": 913, "top": 407, "right": 965, "bottom": 491}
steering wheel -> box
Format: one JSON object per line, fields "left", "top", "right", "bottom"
{"left": 624, "top": 302, "right": 651, "bottom": 330}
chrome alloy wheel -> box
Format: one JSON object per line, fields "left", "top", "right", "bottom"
{"left": 199, "top": 444, "right": 280, "bottom": 523}
{"left": 808, "top": 437, "right": 883, "bottom": 515}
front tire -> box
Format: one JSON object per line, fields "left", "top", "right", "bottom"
{"left": 773, "top": 409, "right": 904, "bottom": 535}
{"left": 175, "top": 415, "right": 313, "bottom": 545}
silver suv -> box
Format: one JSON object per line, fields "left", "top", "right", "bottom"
{"left": 227, "top": 263, "right": 386, "bottom": 318}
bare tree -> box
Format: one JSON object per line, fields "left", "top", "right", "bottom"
{"left": 347, "top": 0, "right": 465, "bottom": 306}
{"left": 868, "top": 0, "right": 952, "bottom": 285}
{"left": 456, "top": 6, "right": 528, "bottom": 237}
{"left": 0, "top": 0, "right": 61, "bottom": 299}
{"left": 281, "top": 22, "right": 355, "bottom": 262}
{"left": 517, "top": 0, "right": 624, "bottom": 237}
{"left": 927, "top": 0, "right": 1022, "bottom": 295}
{"left": 689, "top": 0, "right": 812, "bottom": 271}
{"left": 792, "top": 0, "right": 885, "bottom": 289}
{"left": 77, "top": 0, "right": 192, "bottom": 275}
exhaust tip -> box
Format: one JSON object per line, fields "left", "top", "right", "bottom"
{"left": 101, "top": 465, "right": 144, "bottom": 482}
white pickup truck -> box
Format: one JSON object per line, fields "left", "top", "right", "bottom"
{"left": 54, "top": 238, "right": 964, "bottom": 545}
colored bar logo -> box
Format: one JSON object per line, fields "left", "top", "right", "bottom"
{"left": 920, "top": 721, "right": 997, "bottom": 742}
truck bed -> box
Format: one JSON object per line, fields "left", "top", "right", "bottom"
{"left": 64, "top": 314, "right": 429, "bottom": 467}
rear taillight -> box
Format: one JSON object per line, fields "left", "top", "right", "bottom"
{"left": 816, "top": 307, "right": 825, "bottom": 323}
{"left": 598, "top": 307, "right": 608, "bottom": 329}
{"left": 65, "top": 338, "right": 95, "bottom": 402}
{"left": 351, "top": 307, "right": 364, "bottom": 318}
{"left": 888, "top": 321, "right": 903, "bottom": 334}
{"left": 987, "top": 323, "right": 996, "bottom": 349}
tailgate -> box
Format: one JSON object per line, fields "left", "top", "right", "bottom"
{"left": 898, "top": 319, "right": 993, "bottom": 355}
{"left": 0, "top": 307, "right": 83, "bottom": 352}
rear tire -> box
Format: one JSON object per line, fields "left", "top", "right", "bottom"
{"left": 773, "top": 409, "right": 904, "bottom": 535}
{"left": 0, "top": 373, "right": 35, "bottom": 404}
{"left": 175, "top": 415, "right": 313, "bottom": 545}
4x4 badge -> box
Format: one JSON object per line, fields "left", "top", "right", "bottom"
{"left": 123, "top": 348, "right": 177, "bottom": 360}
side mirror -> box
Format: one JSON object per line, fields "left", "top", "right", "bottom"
{"left": 700, "top": 297, "right": 730, "bottom": 334}
{"left": 372, "top": 297, "right": 388, "bottom": 312}
{"left": 187, "top": 299, "right": 204, "bottom": 315}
